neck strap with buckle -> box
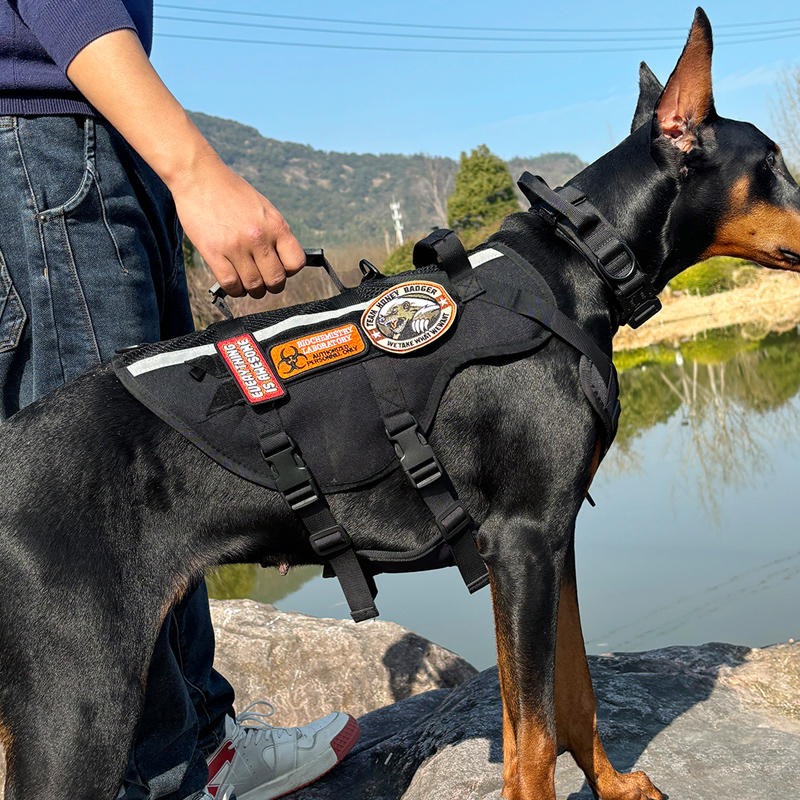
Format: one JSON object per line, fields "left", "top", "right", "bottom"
{"left": 516, "top": 172, "right": 661, "bottom": 329}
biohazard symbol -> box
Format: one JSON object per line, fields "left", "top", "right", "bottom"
{"left": 276, "top": 345, "right": 308, "bottom": 375}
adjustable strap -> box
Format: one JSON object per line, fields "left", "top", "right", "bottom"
{"left": 517, "top": 172, "right": 661, "bottom": 329}
{"left": 479, "top": 273, "right": 613, "bottom": 386}
{"left": 250, "top": 408, "right": 378, "bottom": 622}
{"left": 363, "top": 358, "right": 489, "bottom": 593}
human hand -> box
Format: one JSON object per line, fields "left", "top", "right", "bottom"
{"left": 169, "top": 153, "right": 306, "bottom": 298}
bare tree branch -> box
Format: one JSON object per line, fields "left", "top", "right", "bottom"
{"left": 772, "top": 66, "right": 800, "bottom": 169}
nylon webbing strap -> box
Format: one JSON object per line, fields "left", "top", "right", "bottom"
{"left": 247, "top": 404, "right": 378, "bottom": 622}
{"left": 516, "top": 172, "right": 661, "bottom": 329}
{"left": 480, "top": 276, "right": 613, "bottom": 386}
{"left": 412, "top": 228, "right": 473, "bottom": 284}
{"left": 363, "top": 358, "right": 489, "bottom": 593}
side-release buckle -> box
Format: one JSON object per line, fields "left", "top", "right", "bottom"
{"left": 309, "top": 525, "right": 351, "bottom": 557}
{"left": 617, "top": 273, "right": 662, "bottom": 328}
{"left": 262, "top": 436, "right": 320, "bottom": 511}
{"left": 386, "top": 414, "right": 443, "bottom": 490}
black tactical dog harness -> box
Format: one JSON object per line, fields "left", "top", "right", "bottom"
{"left": 114, "top": 175, "right": 655, "bottom": 622}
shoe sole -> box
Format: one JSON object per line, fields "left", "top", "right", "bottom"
{"left": 236, "top": 714, "right": 361, "bottom": 800}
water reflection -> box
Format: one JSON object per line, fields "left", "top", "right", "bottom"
{"left": 610, "top": 325, "right": 800, "bottom": 514}
{"left": 207, "top": 563, "right": 321, "bottom": 605}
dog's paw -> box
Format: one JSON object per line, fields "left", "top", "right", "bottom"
{"left": 598, "top": 770, "right": 664, "bottom": 800}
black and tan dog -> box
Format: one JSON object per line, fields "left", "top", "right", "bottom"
{"left": 2, "top": 9, "right": 800, "bottom": 800}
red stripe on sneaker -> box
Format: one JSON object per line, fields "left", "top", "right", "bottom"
{"left": 330, "top": 715, "right": 360, "bottom": 761}
{"left": 207, "top": 740, "right": 236, "bottom": 793}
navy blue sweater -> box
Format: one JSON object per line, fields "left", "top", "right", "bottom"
{"left": 0, "top": 0, "right": 152, "bottom": 116}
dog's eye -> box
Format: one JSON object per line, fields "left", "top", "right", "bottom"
{"left": 765, "top": 152, "right": 777, "bottom": 169}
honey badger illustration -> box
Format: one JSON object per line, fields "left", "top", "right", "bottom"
{"left": 377, "top": 298, "right": 441, "bottom": 340}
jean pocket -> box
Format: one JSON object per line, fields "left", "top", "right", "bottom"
{"left": 36, "top": 117, "right": 97, "bottom": 221}
{"left": 37, "top": 163, "right": 96, "bottom": 221}
{"left": 0, "top": 246, "right": 27, "bottom": 353}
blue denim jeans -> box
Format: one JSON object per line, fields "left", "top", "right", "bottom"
{"left": 0, "top": 115, "right": 233, "bottom": 799}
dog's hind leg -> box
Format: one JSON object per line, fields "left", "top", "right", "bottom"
{"left": 554, "top": 541, "right": 663, "bottom": 800}
{"left": 0, "top": 624, "right": 149, "bottom": 800}
{"left": 0, "top": 575, "right": 159, "bottom": 800}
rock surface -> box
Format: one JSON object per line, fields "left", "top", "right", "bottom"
{"left": 1, "top": 602, "right": 798, "bottom": 799}
{"left": 207, "top": 599, "right": 478, "bottom": 726}
{"left": 297, "top": 640, "right": 800, "bottom": 800}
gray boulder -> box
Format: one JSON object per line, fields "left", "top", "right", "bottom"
{"left": 207, "top": 599, "right": 478, "bottom": 726}
{"left": 295, "top": 640, "right": 800, "bottom": 800}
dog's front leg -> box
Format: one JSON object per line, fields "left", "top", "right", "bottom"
{"left": 554, "top": 540, "right": 663, "bottom": 800}
{"left": 483, "top": 511, "right": 569, "bottom": 800}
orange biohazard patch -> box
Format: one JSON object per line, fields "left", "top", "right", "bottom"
{"left": 216, "top": 334, "right": 286, "bottom": 404}
{"left": 270, "top": 323, "right": 366, "bottom": 380}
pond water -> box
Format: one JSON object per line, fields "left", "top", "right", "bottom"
{"left": 207, "top": 323, "right": 800, "bottom": 670}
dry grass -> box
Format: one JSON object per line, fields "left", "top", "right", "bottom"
{"left": 615, "top": 271, "right": 800, "bottom": 351}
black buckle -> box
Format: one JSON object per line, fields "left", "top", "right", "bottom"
{"left": 617, "top": 273, "right": 662, "bottom": 328}
{"left": 436, "top": 501, "right": 473, "bottom": 541}
{"left": 309, "top": 525, "right": 351, "bottom": 558}
{"left": 386, "top": 416, "right": 443, "bottom": 489}
{"left": 262, "top": 436, "right": 320, "bottom": 511}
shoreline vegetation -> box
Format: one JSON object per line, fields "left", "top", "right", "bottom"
{"left": 615, "top": 270, "right": 800, "bottom": 352}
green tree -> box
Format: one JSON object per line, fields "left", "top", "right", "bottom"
{"left": 382, "top": 239, "right": 415, "bottom": 276}
{"left": 447, "top": 144, "right": 519, "bottom": 232}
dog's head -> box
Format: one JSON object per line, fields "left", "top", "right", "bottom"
{"left": 632, "top": 8, "right": 800, "bottom": 276}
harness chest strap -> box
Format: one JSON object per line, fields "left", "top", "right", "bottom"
{"left": 363, "top": 356, "right": 490, "bottom": 593}
{"left": 253, "top": 415, "right": 379, "bottom": 622}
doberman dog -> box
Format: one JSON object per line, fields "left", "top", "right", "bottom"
{"left": 1, "top": 8, "right": 799, "bottom": 800}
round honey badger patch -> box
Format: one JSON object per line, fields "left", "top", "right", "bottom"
{"left": 361, "top": 281, "right": 456, "bottom": 353}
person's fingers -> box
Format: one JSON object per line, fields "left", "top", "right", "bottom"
{"left": 230, "top": 251, "right": 268, "bottom": 299}
{"left": 206, "top": 255, "right": 245, "bottom": 298}
{"left": 275, "top": 228, "right": 306, "bottom": 277}
{"left": 254, "top": 246, "right": 287, "bottom": 295}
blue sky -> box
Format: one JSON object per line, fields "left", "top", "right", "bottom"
{"left": 151, "top": 1, "right": 800, "bottom": 164}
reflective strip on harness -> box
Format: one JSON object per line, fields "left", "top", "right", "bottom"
{"left": 127, "top": 299, "right": 374, "bottom": 377}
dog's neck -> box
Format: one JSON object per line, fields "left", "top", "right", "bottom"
{"left": 568, "top": 125, "right": 714, "bottom": 291}
{"left": 491, "top": 126, "right": 719, "bottom": 348}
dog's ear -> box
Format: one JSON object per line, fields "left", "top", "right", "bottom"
{"left": 631, "top": 62, "right": 664, "bottom": 134}
{"left": 653, "top": 7, "right": 715, "bottom": 152}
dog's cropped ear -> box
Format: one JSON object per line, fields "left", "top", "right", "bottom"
{"left": 653, "top": 7, "right": 715, "bottom": 153}
{"left": 631, "top": 62, "right": 663, "bottom": 134}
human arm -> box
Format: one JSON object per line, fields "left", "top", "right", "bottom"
{"left": 63, "top": 28, "right": 305, "bottom": 297}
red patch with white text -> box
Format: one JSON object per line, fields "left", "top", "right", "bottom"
{"left": 216, "top": 334, "right": 286, "bottom": 404}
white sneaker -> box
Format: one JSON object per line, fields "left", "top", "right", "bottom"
{"left": 206, "top": 701, "right": 360, "bottom": 800}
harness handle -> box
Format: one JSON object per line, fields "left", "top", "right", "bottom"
{"left": 412, "top": 228, "right": 473, "bottom": 284}
{"left": 207, "top": 248, "right": 347, "bottom": 319}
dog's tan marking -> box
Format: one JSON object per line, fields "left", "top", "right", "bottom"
{"left": 554, "top": 553, "right": 664, "bottom": 800}
{"left": 513, "top": 717, "right": 558, "bottom": 800}
{"left": 490, "top": 576, "right": 520, "bottom": 791}
{"left": 704, "top": 180, "right": 800, "bottom": 268}
{"left": 0, "top": 716, "right": 14, "bottom": 783}
{"left": 491, "top": 576, "right": 559, "bottom": 800}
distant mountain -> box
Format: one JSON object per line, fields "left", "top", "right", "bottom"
{"left": 189, "top": 112, "right": 587, "bottom": 247}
